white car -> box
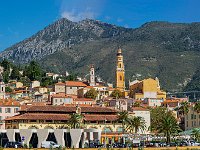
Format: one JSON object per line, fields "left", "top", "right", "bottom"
{"left": 41, "top": 141, "right": 60, "bottom": 148}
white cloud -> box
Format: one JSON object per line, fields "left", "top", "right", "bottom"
{"left": 61, "top": 10, "right": 96, "bottom": 22}
{"left": 60, "top": 0, "right": 105, "bottom": 22}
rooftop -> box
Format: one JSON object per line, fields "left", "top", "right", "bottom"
{"left": 19, "top": 105, "right": 117, "bottom": 113}
{"left": 65, "top": 81, "right": 88, "bottom": 87}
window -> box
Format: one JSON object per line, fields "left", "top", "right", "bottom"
{"left": 191, "top": 114, "right": 194, "bottom": 119}
{"left": 5, "top": 108, "right": 11, "bottom": 113}
{"left": 14, "top": 108, "right": 19, "bottom": 113}
{"left": 70, "top": 87, "right": 72, "bottom": 89}
{"left": 29, "top": 120, "right": 37, "bottom": 122}
{"left": 55, "top": 99, "right": 57, "bottom": 103}
{"left": 60, "top": 99, "right": 62, "bottom": 102}
{"left": 120, "top": 76, "right": 122, "bottom": 81}
{"left": 0, "top": 108, "right": 2, "bottom": 113}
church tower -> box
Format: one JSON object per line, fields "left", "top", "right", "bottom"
{"left": 116, "top": 48, "right": 125, "bottom": 90}
{"left": 90, "top": 64, "right": 95, "bottom": 86}
{"left": 0, "top": 73, "right": 5, "bottom": 99}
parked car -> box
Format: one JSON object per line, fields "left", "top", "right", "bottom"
{"left": 41, "top": 141, "right": 60, "bottom": 148}
{"left": 169, "top": 142, "right": 178, "bottom": 147}
{"left": 158, "top": 142, "right": 167, "bottom": 147}
{"left": 190, "top": 140, "right": 200, "bottom": 146}
{"left": 4, "top": 141, "right": 23, "bottom": 148}
{"left": 112, "top": 142, "right": 126, "bottom": 148}
{"left": 179, "top": 141, "right": 188, "bottom": 146}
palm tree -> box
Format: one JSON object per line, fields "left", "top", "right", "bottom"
{"left": 116, "top": 111, "right": 129, "bottom": 132}
{"left": 68, "top": 113, "right": 83, "bottom": 129}
{"left": 126, "top": 116, "right": 146, "bottom": 134}
{"left": 194, "top": 102, "right": 200, "bottom": 113}
{"left": 178, "top": 101, "right": 190, "bottom": 115}
{"left": 192, "top": 128, "right": 200, "bottom": 142}
{"left": 156, "top": 112, "right": 181, "bottom": 143}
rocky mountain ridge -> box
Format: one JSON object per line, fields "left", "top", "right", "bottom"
{"left": 1, "top": 18, "right": 200, "bottom": 91}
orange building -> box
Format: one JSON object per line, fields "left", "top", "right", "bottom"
{"left": 129, "top": 78, "right": 166, "bottom": 100}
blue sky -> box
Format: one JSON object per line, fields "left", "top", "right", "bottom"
{"left": 0, "top": 0, "right": 200, "bottom": 51}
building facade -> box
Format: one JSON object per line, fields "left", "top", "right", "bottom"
{"left": 5, "top": 105, "right": 123, "bottom": 134}
{"left": 129, "top": 78, "right": 166, "bottom": 100}
{"left": 184, "top": 105, "right": 200, "bottom": 130}
{"left": 0, "top": 99, "right": 20, "bottom": 129}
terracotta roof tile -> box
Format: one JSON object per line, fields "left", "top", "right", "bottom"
{"left": 19, "top": 105, "right": 117, "bottom": 113}
{"left": 5, "top": 113, "right": 70, "bottom": 121}
{"left": 52, "top": 93, "right": 72, "bottom": 98}
{"left": 132, "top": 107, "right": 149, "bottom": 111}
{"left": 74, "top": 98, "right": 94, "bottom": 101}
{"left": 65, "top": 81, "right": 87, "bottom": 87}
{"left": 0, "top": 99, "right": 20, "bottom": 106}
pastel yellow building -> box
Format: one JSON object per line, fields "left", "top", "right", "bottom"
{"left": 116, "top": 48, "right": 125, "bottom": 91}
{"left": 129, "top": 77, "right": 166, "bottom": 100}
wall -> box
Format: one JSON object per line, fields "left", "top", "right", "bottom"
{"left": 132, "top": 110, "right": 150, "bottom": 134}
{"left": 0, "top": 106, "right": 19, "bottom": 129}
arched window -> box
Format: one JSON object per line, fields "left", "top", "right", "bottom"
{"left": 118, "top": 63, "right": 122, "bottom": 68}
{"left": 120, "top": 76, "right": 122, "bottom": 81}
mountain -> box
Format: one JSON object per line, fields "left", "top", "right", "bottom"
{"left": 1, "top": 18, "right": 200, "bottom": 91}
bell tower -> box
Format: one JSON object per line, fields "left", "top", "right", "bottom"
{"left": 116, "top": 48, "right": 125, "bottom": 90}
{"left": 90, "top": 64, "right": 95, "bottom": 86}
{"left": 0, "top": 73, "right": 5, "bottom": 99}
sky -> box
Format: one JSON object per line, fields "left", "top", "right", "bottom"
{"left": 0, "top": 0, "right": 200, "bottom": 51}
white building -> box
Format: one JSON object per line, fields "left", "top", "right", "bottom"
{"left": 132, "top": 107, "right": 151, "bottom": 134}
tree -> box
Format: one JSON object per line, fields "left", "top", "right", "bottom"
{"left": 194, "top": 102, "right": 200, "bottom": 113}
{"left": 66, "top": 74, "right": 77, "bottom": 81}
{"left": 178, "top": 101, "right": 190, "bottom": 115}
{"left": 2, "top": 70, "right": 9, "bottom": 83}
{"left": 156, "top": 112, "right": 181, "bottom": 143}
{"left": 150, "top": 107, "right": 168, "bottom": 131}
{"left": 192, "top": 128, "right": 200, "bottom": 142}
{"left": 5, "top": 87, "right": 13, "bottom": 93}
{"left": 1, "top": 59, "right": 11, "bottom": 71}
{"left": 41, "top": 77, "right": 54, "bottom": 87}
{"left": 133, "top": 101, "right": 141, "bottom": 107}
{"left": 126, "top": 116, "right": 146, "bottom": 133}
{"left": 116, "top": 111, "right": 129, "bottom": 132}
{"left": 68, "top": 113, "right": 83, "bottom": 129}
{"left": 19, "top": 77, "right": 31, "bottom": 87}
{"left": 24, "top": 61, "right": 42, "bottom": 81}
{"left": 10, "top": 66, "right": 21, "bottom": 80}
{"left": 110, "top": 89, "right": 123, "bottom": 98}
{"left": 84, "top": 88, "right": 98, "bottom": 99}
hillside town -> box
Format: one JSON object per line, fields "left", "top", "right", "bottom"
{"left": 0, "top": 48, "right": 199, "bottom": 148}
